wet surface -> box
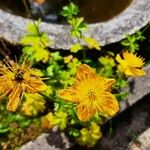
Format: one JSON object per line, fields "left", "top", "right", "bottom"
{"left": 77, "top": 0, "right": 133, "bottom": 23}
{"left": 0, "top": 0, "right": 133, "bottom": 23}
{"left": 0, "top": 0, "right": 27, "bottom": 17}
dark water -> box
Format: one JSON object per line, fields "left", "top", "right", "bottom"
{"left": 0, "top": 0, "right": 27, "bottom": 17}
{"left": 77, "top": 0, "right": 133, "bottom": 23}
{"left": 0, "top": 0, "right": 133, "bottom": 23}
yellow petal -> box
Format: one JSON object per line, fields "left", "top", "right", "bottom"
{"left": 125, "top": 67, "right": 146, "bottom": 77}
{"left": 116, "top": 54, "right": 123, "bottom": 64}
{"left": 123, "top": 51, "right": 144, "bottom": 67}
{"left": 7, "top": 85, "right": 22, "bottom": 112}
{"left": 76, "top": 64, "right": 96, "bottom": 81}
{"left": 24, "top": 78, "right": 47, "bottom": 93}
{"left": 58, "top": 89, "right": 77, "bottom": 102}
{"left": 77, "top": 104, "right": 95, "bottom": 121}
{"left": 97, "top": 76, "right": 116, "bottom": 91}
{"left": 97, "top": 92, "right": 119, "bottom": 116}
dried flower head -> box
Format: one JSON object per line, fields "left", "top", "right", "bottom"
{"left": 59, "top": 64, "right": 119, "bottom": 121}
{"left": 0, "top": 58, "right": 47, "bottom": 112}
{"left": 116, "top": 51, "right": 145, "bottom": 76}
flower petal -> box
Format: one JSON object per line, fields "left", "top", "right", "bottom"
{"left": 123, "top": 51, "right": 144, "bottom": 68}
{"left": 77, "top": 104, "right": 96, "bottom": 121}
{"left": 24, "top": 78, "right": 47, "bottom": 93}
{"left": 116, "top": 54, "right": 123, "bottom": 64}
{"left": 97, "top": 92, "right": 119, "bottom": 116}
{"left": 125, "top": 67, "right": 146, "bottom": 77}
{"left": 7, "top": 84, "right": 22, "bottom": 112}
{"left": 76, "top": 64, "right": 96, "bottom": 81}
{"left": 58, "top": 89, "right": 78, "bottom": 102}
{"left": 97, "top": 76, "right": 116, "bottom": 91}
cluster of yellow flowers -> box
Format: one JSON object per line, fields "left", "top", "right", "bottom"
{"left": 41, "top": 111, "right": 68, "bottom": 130}
{"left": 0, "top": 49, "right": 146, "bottom": 148}
{"left": 0, "top": 50, "right": 145, "bottom": 119}
{"left": 77, "top": 122, "right": 102, "bottom": 147}
{"left": 21, "top": 93, "right": 46, "bottom": 116}
{"left": 58, "top": 51, "right": 145, "bottom": 122}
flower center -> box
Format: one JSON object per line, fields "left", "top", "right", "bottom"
{"left": 87, "top": 90, "right": 96, "bottom": 100}
{"left": 15, "top": 72, "right": 24, "bottom": 82}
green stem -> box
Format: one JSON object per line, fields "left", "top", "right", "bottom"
{"left": 141, "top": 21, "right": 150, "bottom": 33}
{"left": 79, "top": 37, "right": 87, "bottom": 60}
{"left": 38, "top": 92, "right": 52, "bottom": 101}
{"left": 22, "top": 0, "right": 41, "bottom": 36}
{"left": 0, "top": 39, "right": 11, "bottom": 57}
{"left": 22, "top": 0, "right": 47, "bottom": 48}
{"left": 82, "top": 48, "right": 87, "bottom": 60}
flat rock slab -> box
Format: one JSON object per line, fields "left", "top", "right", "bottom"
{"left": 20, "top": 134, "right": 60, "bottom": 150}
{"left": 20, "top": 126, "right": 71, "bottom": 150}
{"left": 128, "top": 127, "right": 150, "bottom": 150}
{"left": 120, "top": 65, "right": 150, "bottom": 112}
{"left": 0, "top": 0, "right": 150, "bottom": 49}
{"left": 20, "top": 65, "right": 150, "bottom": 150}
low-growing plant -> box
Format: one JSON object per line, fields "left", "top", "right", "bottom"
{"left": 0, "top": 1, "right": 147, "bottom": 149}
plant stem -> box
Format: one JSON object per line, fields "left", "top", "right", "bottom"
{"left": 22, "top": 0, "right": 41, "bottom": 36}
{"left": 142, "top": 21, "right": 150, "bottom": 33}
{"left": 38, "top": 92, "right": 52, "bottom": 101}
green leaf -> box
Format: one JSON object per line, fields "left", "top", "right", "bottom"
{"left": 84, "top": 37, "right": 101, "bottom": 50}
{"left": 20, "top": 21, "right": 53, "bottom": 63}
{"left": 70, "top": 43, "right": 83, "bottom": 53}
{"left": 60, "top": 2, "right": 79, "bottom": 19}
{"left": 121, "top": 31, "right": 145, "bottom": 53}
{"left": 68, "top": 18, "right": 87, "bottom": 38}
{"left": 115, "top": 92, "right": 129, "bottom": 102}
{"left": 0, "top": 128, "right": 10, "bottom": 134}
{"left": 26, "top": 19, "right": 41, "bottom": 35}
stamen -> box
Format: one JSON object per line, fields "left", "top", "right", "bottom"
{"left": 87, "top": 90, "right": 96, "bottom": 100}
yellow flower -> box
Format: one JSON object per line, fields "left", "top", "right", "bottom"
{"left": 21, "top": 93, "right": 46, "bottom": 117}
{"left": 77, "top": 122, "right": 102, "bottom": 147}
{"left": 116, "top": 51, "right": 145, "bottom": 76}
{"left": 41, "top": 112, "right": 54, "bottom": 129}
{"left": 41, "top": 111, "right": 68, "bottom": 130}
{"left": 0, "top": 58, "right": 47, "bottom": 112}
{"left": 58, "top": 64, "right": 119, "bottom": 121}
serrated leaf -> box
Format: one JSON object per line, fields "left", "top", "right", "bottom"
{"left": 60, "top": 2, "right": 79, "bottom": 19}
{"left": 70, "top": 43, "right": 83, "bottom": 53}
{"left": 68, "top": 18, "right": 87, "bottom": 38}
{"left": 84, "top": 37, "right": 101, "bottom": 50}
{"left": 26, "top": 19, "right": 41, "bottom": 35}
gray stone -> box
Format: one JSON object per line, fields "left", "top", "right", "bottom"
{"left": 0, "top": 0, "right": 150, "bottom": 49}
{"left": 20, "top": 126, "right": 71, "bottom": 150}
{"left": 120, "top": 65, "right": 150, "bottom": 112}
{"left": 20, "top": 65, "right": 150, "bottom": 150}
{"left": 128, "top": 127, "right": 150, "bottom": 150}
